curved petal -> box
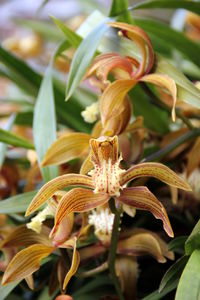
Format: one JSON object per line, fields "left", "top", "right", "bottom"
{"left": 108, "top": 22, "right": 154, "bottom": 76}
{"left": 118, "top": 187, "right": 174, "bottom": 237}
{"left": 141, "top": 74, "right": 177, "bottom": 121}
{"left": 121, "top": 162, "right": 191, "bottom": 191}
{"left": 63, "top": 238, "right": 80, "bottom": 290}
{"left": 25, "top": 174, "right": 95, "bottom": 216}
{"left": 100, "top": 79, "right": 136, "bottom": 127}
{"left": 187, "top": 137, "right": 200, "bottom": 177}
{"left": 51, "top": 213, "right": 74, "bottom": 247}
{"left": 51, "top": 188, "right": 109, "bottom": 236}
{"left": 0, "top": 225, "right": 51, "bottom": 248}
{"left": 117, "top": 231, "right": 168, "bottom": 263}
{"left": 2, "top": 244, "right": 54, "bottom": 285}
{"left": 41, "top": 133, "right": 91, "bottom": 166}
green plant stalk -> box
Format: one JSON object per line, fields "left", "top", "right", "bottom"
{"left": 144, "top": 128, "right": 200, "bottom": 162}
{"left": 108, "top": 200, "right": 124, "bottom": 300}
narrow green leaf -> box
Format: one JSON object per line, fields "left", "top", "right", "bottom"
{"left": 142, "top": 279, "right": 177, "bottom": 300}
{"left": 155, "top": 55, "right": 200, "bottom": 110}
{"left": 65, "top": 20, "right": 108, "bottom": 100}
{"left": 185, "top": 219, "right": 200, "bottom": 255}
{"left": 0, "top": 281, "right": 20, "bottom": 300}
{"left": 130, "top": 0, "right": 200, "bottom": 15}
{"left": 135, "top": 18, "right": 200, "bottom": 68}
{"left": 175, "top": 250, "right": 200, "bottom": 300}
{"left": 33, "top": 65, "right": 58, "bottom": 182}
{"left": 0, "top": 114, "right": 16, "bottom": 168}
{"left": 0, "top": 191, "right": 37, "bottom": 214}
{"left": 15, "top": 19, "right": 63, "bottom": 42}
{"left": 109, "top": 0, "right": 134, "bottom": 23}
{"left": 51, "top": 16, "right": 82, "bottom": 48}
{"left": 0, "top": 128, "right": 34, "bottom": 149}
{"left": 168, "top": 236, "right": 187, "bottom": 254}
{"left": 159, "top": 256, "right": 189, "bottom": 293}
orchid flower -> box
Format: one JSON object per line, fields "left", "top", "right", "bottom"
{"left": 26, "top": 136, "right": 191, "bottom": 240}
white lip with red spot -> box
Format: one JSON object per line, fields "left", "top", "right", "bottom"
{"left": 89, "top": 156, "right": 125, "bottom": 197}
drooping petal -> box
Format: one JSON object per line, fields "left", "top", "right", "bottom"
{"left": 25, "top": 275, "right": 34, "bottom": 290}
{"left": 41, "top": 133, "right": 91, "bottom": 166}
{"left": 108, "top": 22, "right": 154, "bottom": 76}
{"left": 100, "top": 79, "right": 136, "bottom": 128}
{"left": 25, "top": 174, "right": 95, "bottom": 216}
{"left": 118, "top": 187, "right": 174, "bottom": 237}
{"left": 186, "top": 137, "right": 200, "bottom": 176}
{"left": 63, "top": 238, "right": 80, "bottom": 290}
{"left": 51, "top": 188, "right": 109, "bottom": 237}
{"left": 115, "top": 256, "right": 138, "bottom": 300}
{"left": 102, "top": 96, "right": 132, "bottom": 136}
{"left": 0, "top": 225, "right": 51, "bottom": 248}
{"left": 2, "top": 244, "right": 55, "bottom": 285}
{"left": 79, "top": 244, "right": 106, "bottom": 262}
{"left": 117, "top": 231, "right": 168, "bottom": 262}
{"left": 121, "top": 162, "right": 192, "bottom": 191}
{"left": 80, "top": 153, "right": 93, "bottom": 175}
{"left": 51, "top": 213, "right": 74, "bottom": 247}
{"left": 141, "top": 74, "right": 177, "bottom": 121}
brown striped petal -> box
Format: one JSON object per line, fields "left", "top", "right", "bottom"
{"left": 25, "top": 174, "right": 95, "bottom": 216}
{"left": 63, "top": 238, "right": 80, "bottom": 290}
{"left": 141, "top": 74, "right": 177, "bottom": 121}
{"left": 187, "top": 137, "right": 200, "bottom": 177}
{"left": 121, "top": 162, "right": 191, "bottom": 191}
{"left": 118, "top": 187, "right": 174, "bottom": 237}
{"left": 2, "top": 244, "right": 55, "bottom": 285}
{"left": 117, "top": 231, "right": 168, "bottom": 262}
{"left": 0, "top": 225, "right": 51, "bottom": 248}
{"left": 41, "top": 133, "right": 91, "bottom": 166}
{"left": 51, "top": 213, "right": 74, "bottom": 247}
{"left": 51, "top": 188, "right": 109, "bottom": 237}
{"left": 100, "top": 79, "right": 136, "bottom": 128}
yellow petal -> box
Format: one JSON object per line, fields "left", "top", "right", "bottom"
{"left": 63, "top": 238, "right": 80, "bottom": 290}
{"left": 25, "top": 174, "right": 95, "bottom": 216}
{"left": 100, "top": 79, "right": 136, "bottom": 127}
{"left": 51, "top": 188, "right": 109, "bottom": 236}
{"left": 187, "top": 137, "right": 200, "bottom": 177}
{"left": 25, "top": 275, "right": 34, "bottom": 290}
{"left": 141, "top": 74, "right": 177, "bottom": 121}
{"left": 121, "top": 162, "right": 192, "bottom": 191}
{"left": 41, "top": 133, "right": 91, "bottom": 166}
{"left": 117, "top": 231, "right": 168, "bottom": 262}
{"left": 2, "top": 244, "right": 54, "bottom": 285}
{"left": 80, "top": 153, "right": 93, "bottom": 175}
{"left": 0, "top": 225, "right": 51, "bottom": 248}
{"left": 118, "top": 187, "right": 174, "bottom": 237}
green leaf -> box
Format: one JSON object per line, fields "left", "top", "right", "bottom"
{"left": 51, "top": 16, "right": 82, "bottom": 48}
{"left": 135, "top": 18, "right": 200, "bottom": 68}
{"left": 159, "top": 256, "right": 189, "bottom": 293}
{"left": 168, "top": 236, "right": 187, "bottom": 255}
{"left": 109, "top": 0, "right": 134, "bottom": 23}
{"left": 0, "top": 191, "right": 37, "bottom": 213}
{"left": 142, "top": 279, "right": 177, "bottom": 300}
{"left": 0, "top": 46, "right": 92, "bottom": 132}
{"left": 33, "top": 65, "right": 58, "bottom": 182}
{"left": 175, "top": 250, "right": 200, "bottom": 300}
{"left": 155, "top": 55, "right": 200, "bottom": 110}
{"left": 15, "top": 19, "right": 63, "bottom": 42}
{"left": 65, "top": 20, "right": 108, "bottom": 100}
{"left": 0, "top": 128, "right": 34, "bottom": 149}
{"left": 185, "top": 219, "right": 200, "bottom": 255}
{"left": 131, "top": 0, "right": 200, "bottom": 15}
{"left": 0, "top": 281, "right": 20, "bottom": 300}
{"left": 0, "top": 114, "right": 16, "bottom": 168}
{"left": 129, "top": 85, "right": 169, "bottom": 134}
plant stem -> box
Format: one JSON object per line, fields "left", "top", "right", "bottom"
{"left": 144, "top": 128, "right": 200, "bottom": 162}
{"left": 108, "top": 200, "right": 124, "bottom": 300}
{"left": 140, "top": 82, "right": 195, "bottom": 130}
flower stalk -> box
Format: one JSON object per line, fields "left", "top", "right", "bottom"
{"left": 108, "top": 200, "right": 125, "bottom": 300}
